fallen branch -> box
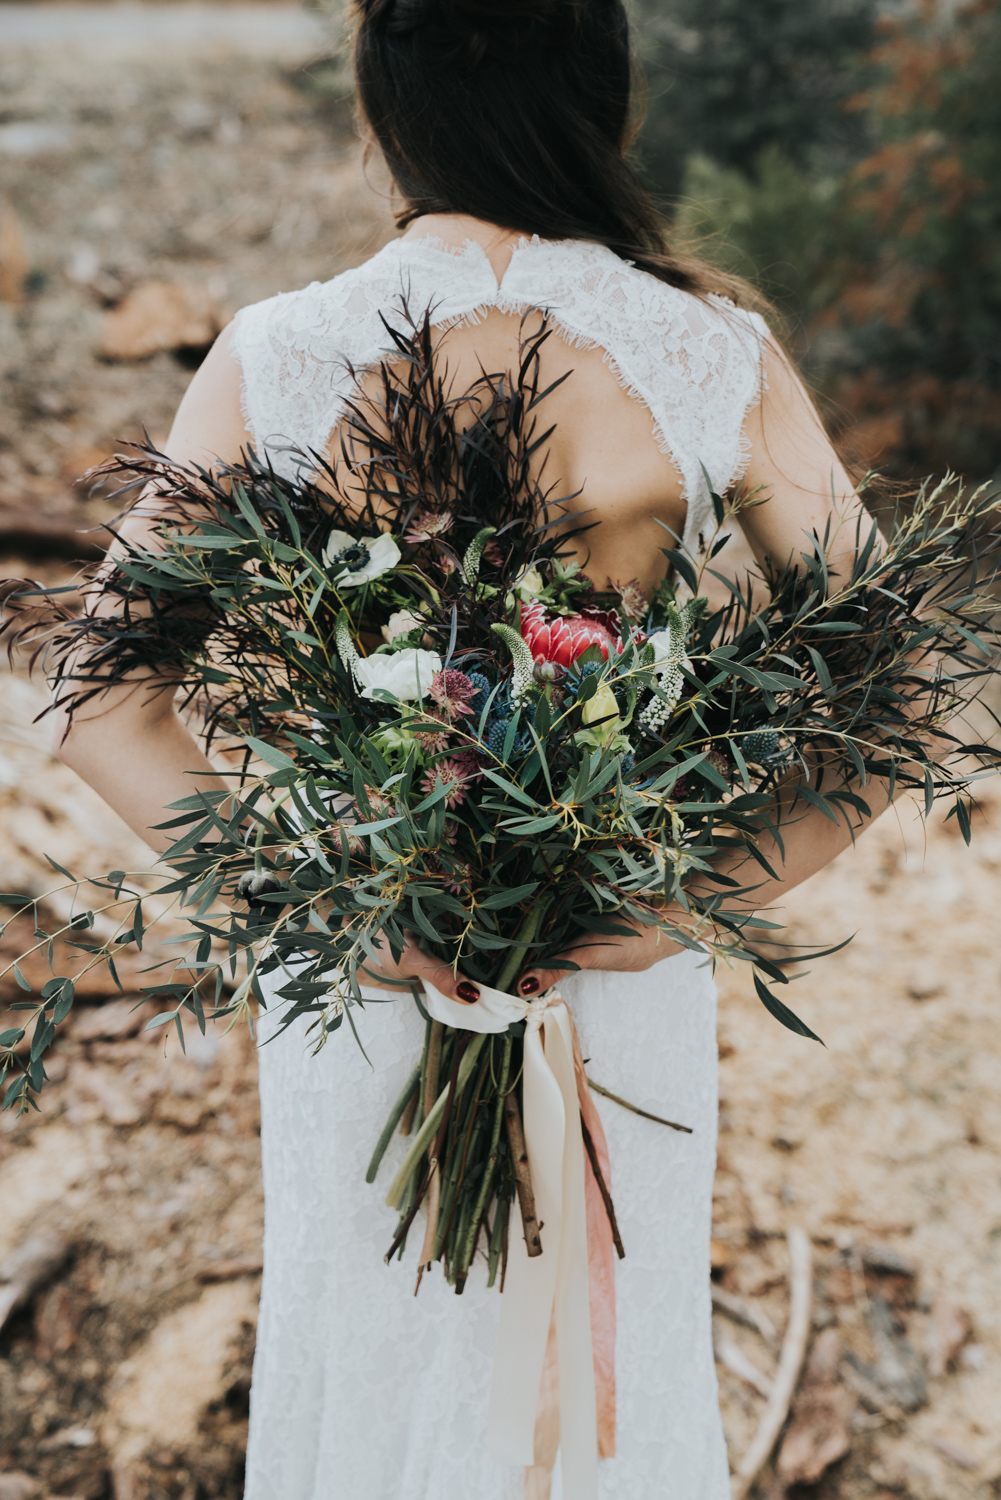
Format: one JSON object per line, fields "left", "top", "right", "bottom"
{"left": 713, "top": 1323, "right": 774, "bottom": 1399}
{"left": 712, "top": 1283, "right": 780, "bottom": 1349}
{"left": 0, "top": 508, "right": 104, "bottom": 562}
{"left": 731, "top": 1226, "right": 813, "bottom": 1500}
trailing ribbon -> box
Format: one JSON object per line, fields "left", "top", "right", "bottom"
{"left": 422, "top": 980, "right": 617, "bottom": 1500}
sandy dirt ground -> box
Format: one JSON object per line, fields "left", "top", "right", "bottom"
{"left": 0, "top": 16, "right": 999, "bottom": 1500}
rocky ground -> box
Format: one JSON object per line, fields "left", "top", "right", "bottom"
{"left": 1, "top": 13, "right": 1000, "bottom": 1500}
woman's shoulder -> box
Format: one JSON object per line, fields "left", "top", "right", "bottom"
{"left": 231, "top": 241, "right": 407, "bottom": 349}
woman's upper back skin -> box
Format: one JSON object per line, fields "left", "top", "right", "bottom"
{"left": 165, "top": 214, "right": 861, "bottom": 594}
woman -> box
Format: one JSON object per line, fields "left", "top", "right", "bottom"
{"left": 54, "top": 2, "right": 883, "bottom": 1495}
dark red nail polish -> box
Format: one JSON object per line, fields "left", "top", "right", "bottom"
{"left": 456, "top": 981, "right": 480, "bottom": 1003}
{"left": 520, "top": 975, "right": 540, "bottom": 996}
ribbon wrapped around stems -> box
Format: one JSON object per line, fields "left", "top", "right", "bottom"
{"left": 422, "top": 979, "right": 618, "bottom": 1500}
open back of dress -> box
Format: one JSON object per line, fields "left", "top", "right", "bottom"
{"left": 232, "top": 234, "right": 763, "bottom": 1500}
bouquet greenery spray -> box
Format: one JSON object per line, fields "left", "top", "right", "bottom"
{"left": 2, "top": 312, "right": 999, "bottom": 1290}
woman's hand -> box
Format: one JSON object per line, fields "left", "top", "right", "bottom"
{"left": 515, "top": 908, "right": 694, "bottom": 998}
{"left": 359, "top": 929, "right": 481, "bottom": 1005}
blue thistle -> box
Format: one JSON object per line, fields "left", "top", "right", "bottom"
{"left": 742, "top": 728, "right": 781, "bottom": 765}
{"left": 466, "top": 671, "right": 492, "bottom": 719}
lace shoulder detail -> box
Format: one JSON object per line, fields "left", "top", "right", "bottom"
{"left": 498, "top": 241, "right": 769, "bottom": 555}
{"left": 230, "top": 236, "right": 769, "bottom": 556}
{"left": 229, "top": 239, "right": 498, "bottom": 477}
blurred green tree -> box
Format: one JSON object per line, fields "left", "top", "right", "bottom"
{"left": 655, "top": 0, "right": 1001, "bottom": 478}
{"left": 633, "top": 0, "right": 876, "bottom": 198}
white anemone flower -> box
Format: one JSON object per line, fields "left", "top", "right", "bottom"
{"left": 322, "top": 528, "right": 401, "bottom": 588}
{"left": 382, "top": 609, "right": 426, "bottom": 644}
{"left": 354, "top": 648, "right": 442, "bottom": 702}
{"left": 512, "top": 564, "right": 545, "bottom": 597}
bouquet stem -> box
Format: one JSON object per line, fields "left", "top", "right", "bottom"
{"left": 581, "top": 1116, "right": 625, "bottom": 1260}
{"left": 365, "top": 1063, "right": 422, "bottom": 1183}
{"left": 486, "top": 1193, "right": 509, "bottom": 1288}
{"left": 455, "top": 1035, "right": 513, "bottom": 1283}
{"left": 385, "top": 1035, "right": 487, "bottom": 1209}
{"left": 422, "top": 1019, "right": 444, "bottom": 1120}
{"left": 495, "top": 907, "right": 542, "bottom": 996}
{"left": 504, "top": 1084, "right": 543, "bottom": 1258}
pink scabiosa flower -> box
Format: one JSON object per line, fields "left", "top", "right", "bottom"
{"left": 613, "top": 577, "right": 648, "bottom": 621}
{"left": 416, "top": 716, "right": 452, "bottom": 754}
{"left": 520, "top": 601, "right": 622, "bottom": 668}
{"left": 405, "top": 509, "right": 453, "bottom": 544}
{"left": 328, "top": 823, "right": 364, "bottom": 857}
{"left": 421, "top": 757, "right": 472, "bottom": 809}
{"left": 430, "top": 668, "right": 477, "bottom": 720}
{"left": 361, "top": 787, "right": 395, "bottom": 819}
{"left": 444, "top": 856, "right": 471, "bottom": 889}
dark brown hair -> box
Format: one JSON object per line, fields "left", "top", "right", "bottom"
{"left": 351, "top": 0, "right": 765, "bottom": 309}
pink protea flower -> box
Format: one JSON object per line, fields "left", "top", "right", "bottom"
{"left": 520, "top": 600, "right": 622, "bottom": 668}
{"left": 430, "top": 668, "right": 477, "bottom": 719}
{"left": 421, "top": 757, "right": 472, "bottom": 809}
{"left": 405, "top": 509, "right": 453, "bottom": 544}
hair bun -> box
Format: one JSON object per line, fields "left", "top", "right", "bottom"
{"left": 442, "top": 0, "right": 563, "bottom": 18}
{"left": 368, "top": 0, "right": 572, "bottom": 62}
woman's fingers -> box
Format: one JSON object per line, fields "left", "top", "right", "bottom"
{"left": 514, "top": 921, "right": 686, "bottom": 995}
{"left": 353, "top": 929, "right": 480, "bottom": 1003}
{"left": 516, "top": 940, "right": 603, "bottom": 998}
{"left": 399, "top": 941, "right": 481, "bottom": 1006}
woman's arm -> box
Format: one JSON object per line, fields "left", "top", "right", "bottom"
{"left": 516, "top": 341, "right": 893, "bottom": 994}
{"left": 50, "top": 326, "right": 251, "bottom": 852}
{"left": 52, "top": 328, "right": 480, "bottom": 1005}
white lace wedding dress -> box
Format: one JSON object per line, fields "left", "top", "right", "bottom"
{"left": 231, "top": 235, "right": 769, "bottom": 1500}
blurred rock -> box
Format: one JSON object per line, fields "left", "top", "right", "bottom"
{"left": 0, "top": 203, "right": 28, "bottom": 306}
{"left": 859, "top": 1243, "right": 918, "bottom": 1278}
{"left": 928, "top": 1434, "right": 978, "bottom": 1470}
{"left": 34, "top": 1281, "right": 82, "bottom": 1361}
{"left": 68, "top": 1061, "right": 144, "bottom": 1127}
{"left": 97, "top": 282, "right": 224, "bottom": 362}
{"left": 69, "top": 997, "right": 155, "bottom": 1043}
{"left": 710, "top": 1237, "right": 732, "bottom": 1272}
{"left": 0, "top": 1229, "right": 70, "bottom": 1335}
{"left": 102, "top": 1280, "right": 258, "bottom": 1467}
{"left": 860, "top": 1296, "right": 928, "bottom": 1411}
{"left": 777, "top": 1328, "right": 854, "bottom": 1486}
{"left": 926, "top": 1292, "right": 971, "bottom": 1377}
{"left": 196, "top": 1257, "right": 263, "bottom": 1283}
{"left": 0, "top": 1475, "right": 42, "bottom": 1500}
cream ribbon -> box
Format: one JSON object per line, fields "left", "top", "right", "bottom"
{"left": 422, "top": 979, "right": 598, "bottom": 1500}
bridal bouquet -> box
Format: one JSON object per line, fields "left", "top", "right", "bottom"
{"left": 2, "top": 311, "right": 999, "bottom": 1294}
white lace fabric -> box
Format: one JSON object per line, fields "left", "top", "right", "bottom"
{"left": 234, "top": 236, "right": 743, "bottom": 1498}
{"left": 247, "top": 953, "right": 728, "bottom": 1500}
{"left": 230, "top": 235, "right": 769, "bottom": 558}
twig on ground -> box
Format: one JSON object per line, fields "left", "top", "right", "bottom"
{"left": 731, "top": 1226, "right": 813, "bottom": 1500}
{"left": 712, "top": 1284, "right": 781, "bottom": 1349}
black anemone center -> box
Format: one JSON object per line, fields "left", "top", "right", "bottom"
{"left": 335, "top": 541, "right": 371, "bottom": 572}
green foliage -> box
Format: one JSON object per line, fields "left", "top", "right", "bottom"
{"left": 633, "top": 0, "right": 876, "bottom": 198}
{"left": 646, "top": 0, "right": 1001, "bottom": 477}
{"left": 674, "top": 148, "right": 851, "bottom": 326}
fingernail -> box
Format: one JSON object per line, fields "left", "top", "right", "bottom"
{"left": 519, "top": 975, "right": 540, "bottom": 996}
{"left": 456, "top": 981, "right": 480, "bottom": 1004}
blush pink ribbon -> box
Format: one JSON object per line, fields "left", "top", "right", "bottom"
{"left": 421, "top": 980, "right": 618, "bottom": 1500}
